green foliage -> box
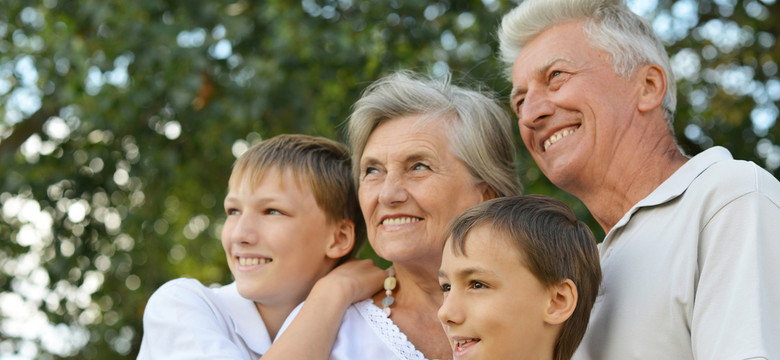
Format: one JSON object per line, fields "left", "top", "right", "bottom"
{"left": 0, "top": 0, "right": 777, "bottom": 358}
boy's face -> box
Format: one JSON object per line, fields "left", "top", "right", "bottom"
{"left": 438, "top": 225, "right": 555, "bottom": 360}
{"left": 222, "top": 166, "right": 338, "bottom": 310}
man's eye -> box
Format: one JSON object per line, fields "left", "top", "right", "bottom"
{"left": 440, "top": 283, "right": 451, "bottom": 292}
{"left": 515, "top": 99, "right": 525, "bottom": 113}
{"left": 552, "top": 70, "right": 562, "bottom": 77}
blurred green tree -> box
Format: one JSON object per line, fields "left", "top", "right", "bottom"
{"left": 0, "top": 0, "right": 777, "bottom": 358}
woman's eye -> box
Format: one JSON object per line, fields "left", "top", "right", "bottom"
{"left": 226, "top": 208, "right": 239, "bottom": 216}
{"left": 440, "top": 283, "right": 451, "bottom": 292}
{"left": 412, "top": 163, "right": 430, "bottom": 171}
{"left": 363, "top": 166, "right": 378, "bottom": 176}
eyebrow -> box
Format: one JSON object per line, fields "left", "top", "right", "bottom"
{"left": 223, "top": 193, "right": 281, "bottom": 207}
{"left": 510, "top": 56, "right": 575, "bottom": 101}
{"left": 438, "top": 266, "right": 495, "bottom": 279}
{"left": 361, "top": 150, "right": 434, "bottom": 167}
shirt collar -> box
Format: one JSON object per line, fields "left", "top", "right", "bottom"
{"left": 604, "top": 146, "right": 733, "bottom": 241}
{"left": 216, "top": 282, "right": 272, "bottom": 354}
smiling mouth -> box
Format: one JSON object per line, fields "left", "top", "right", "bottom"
{"left": 543, "top": 126, "right": 578, "bottom": 151}
{"left": 381, "top": 217, "right": 421, "bottom": 226}
{"left": 454, "top": 338, "right": 480, "bottom": 352}
{"left": 237, "top": 257, "right": 271, "bottom": 266}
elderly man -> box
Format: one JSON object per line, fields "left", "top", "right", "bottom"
{"left": 499, "top": 0, "right": 780, "bottom": 359}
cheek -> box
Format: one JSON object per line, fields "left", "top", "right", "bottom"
{"left": 444, "top": 185, "right": 485, "bottom": 214}
{"left": 221, "top": 220, "right": 237, "bottom": 252}
{"left": 519, "top": 128, "right": 535, "bottom": 149}
{"left": 358, "top": 186, "right": 376, "bottom": 214}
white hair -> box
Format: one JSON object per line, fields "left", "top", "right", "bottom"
{"left": 498, "top": 0, "right": 677, "bottom": 128}
{"left": 347, "top": 70, "right": 522, "bottom": 197}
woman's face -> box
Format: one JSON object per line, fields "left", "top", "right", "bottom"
{"left": 358, "top": 115, "right": 491, "bottom": 264}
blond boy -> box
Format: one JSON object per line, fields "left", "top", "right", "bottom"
{"left": 139, "top": 134, "right": 364, "bottom": 359}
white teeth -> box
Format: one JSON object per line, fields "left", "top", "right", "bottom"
{"left": 543, "top": 127, "right": 576, "bottom": 151}
{"left": 382, "top": 217, "right": 420, "bottom": 226}
{"left": 238, "top": 257, "right": 271, "bottom": 266}
{"left": 455, "top": 339, "right": 477, "bottom": 347}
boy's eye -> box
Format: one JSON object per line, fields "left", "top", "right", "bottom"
{"left": 470, "top": 280, "right": 487, "bottom": 289}
{"left": 440, "top": 283, "right": 451, "bottom": 293}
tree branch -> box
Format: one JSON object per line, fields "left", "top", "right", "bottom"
{"left": 0, "top": 100, "right": 60, "bottom": 161}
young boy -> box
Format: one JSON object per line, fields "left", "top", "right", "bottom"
{"left": 437, "top": 195, "right": 601, "bottom": 360}
{"left": 138, "top": 134, "right": 365, "bottom": 359}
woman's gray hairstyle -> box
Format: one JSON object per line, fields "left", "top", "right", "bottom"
{"left": 347, "top": 70, "right": 522, "bottom": 197}
{"left": 498, "top": 0, "right": 677, "bottom": 128}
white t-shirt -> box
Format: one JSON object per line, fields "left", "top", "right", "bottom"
{"left": 574, "top": 147, "right": 780, "bottom": 360}
{"left": 138, "top": 278, "right": 427, "bottom": 359}
{"left": 137, "top": 278, "right": 294, "bottom": 359}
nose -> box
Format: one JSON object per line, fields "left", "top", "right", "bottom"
{"left": 437, "top": 292, "right": 464, "bottom": 326}
{"left": 377, "top": 171, "right": 408, "bottom": 206}
{"left": 518, "top": 86, "right": 554, "bottom": 129}
{"left": 229, "top": 214, "right": 258, "bottom": 246}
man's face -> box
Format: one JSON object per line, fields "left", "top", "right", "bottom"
{"left": 510, "top": 20, "right": 642, "bottom": 192}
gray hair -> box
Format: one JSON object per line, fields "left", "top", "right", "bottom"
{"left": 498, "top": 0, "right": 677, "bottom": 128}
{"left": 347, "top": 70, "right": 522, "bottom": 198}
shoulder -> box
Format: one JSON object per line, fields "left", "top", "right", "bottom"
{"left": 145, "top": 278, "right": 213, "bottom": 307}
{"left": 139, "top": 279, "right": 264, "bottom": 359}
{"left": 143, "top": 278, "right": 242, "bottom": 323}
{"left": 688, "top": 156, "right": 780, "bottom": 208}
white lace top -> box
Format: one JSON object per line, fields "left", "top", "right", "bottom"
{"left": 329, "top": 299, "right": 427, "bottom": 360}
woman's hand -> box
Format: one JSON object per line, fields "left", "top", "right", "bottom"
{"left": 261, "top": 259, "right": 386, "bottom": 360}
{"left": 313, "top": 259, "right": 386, "bottom": 305}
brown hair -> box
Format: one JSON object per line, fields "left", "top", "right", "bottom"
{"left": 229, "top": 134, "right": 365, "bottom": 262}
{"left": 445, "top": 195, "right": 601, "bottom": 360}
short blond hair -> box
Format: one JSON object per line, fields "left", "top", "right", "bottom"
{"left": 229, "top": 134, "right": 364, "bottom": 261}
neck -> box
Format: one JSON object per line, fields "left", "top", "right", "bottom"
{"left": 393, "top": 262, "right": 445, "bottom": 308}
{"left": 255, "top": 261, "right": 336, "bottom": 340}
{"left": 569, "top": 129, "right": 688, "bottom": 233}
{"left": 255, "top": 301, "right": 299, "bottom": 341}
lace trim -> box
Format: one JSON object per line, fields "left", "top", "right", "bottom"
{"left": 354, "top": 299, "right": 427, "bottom": 360}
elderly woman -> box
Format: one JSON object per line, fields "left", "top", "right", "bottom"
{"left": 264, "top": 70, "right": 521, "bottom": 359}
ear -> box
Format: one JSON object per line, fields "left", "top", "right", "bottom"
{"left": 544, "top": 279, "right": 578, "bottom": 326}
{"left": 477, "top": 182, "right": 498, "bottom": 201}
{"left": 636, "top": 64, "right": 666, "bottom": 113}
{"left": 325, "top": 219, "right": 356, "bottom": 259}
